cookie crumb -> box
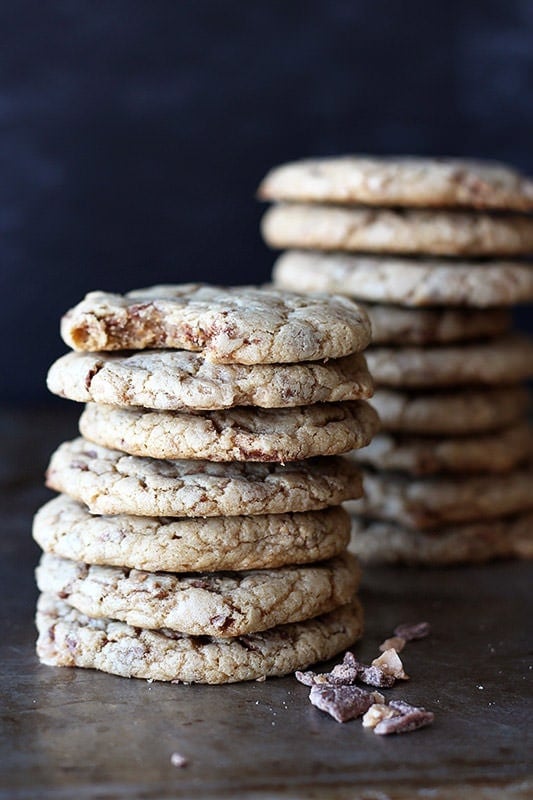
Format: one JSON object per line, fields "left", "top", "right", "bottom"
{"left": 170, "top": 752, "right": 188, "bottom": 768}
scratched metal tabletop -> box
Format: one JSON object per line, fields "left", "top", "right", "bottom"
{"left": 1, "top": 407, "right": 531, "bottom": 799}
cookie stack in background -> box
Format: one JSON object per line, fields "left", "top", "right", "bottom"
{"left": 260, "top": 156, "right": 533, "bottom": 565}
{"left": 34, "top": 284, "right": 380, "bottom": 684}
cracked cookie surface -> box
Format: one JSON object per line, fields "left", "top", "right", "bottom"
{"left": 366, "top": 304, "right": 511, "bottom": 345}
{"left": 347, "top": 464, "right": 533, "bottom": 529}
{"left": 46, "top": 438, "right": 363, "bottom": 517}
{"left": 79, "top": 400, "right": 379, "bottom": 461}
{"left": 48, "top": 350, "right": 373, "bottom": 410}
{"left": 350, "top": 513, "right": 533, "bottom": 565}
{"left": 273, "top": 251, "right": 533, "bottom": 307}
{"left": 36, "top": 552, "right": 360, "bottom": 637}
{"left": 33, "top": 496, "right": 351, "bottom": 572}
{"left": 258, "top": 157, "right": 533, "bottom": 211}
{"left": 60, "top": 284, "right": 371, "bottom": 362}
{"left": 371, "top": 386, "right": 529, "bottom": 435}
{"left": 36, "top": 593, "right": 364, "bottom": 683}
{"left": 263, "top": 205, "right": 533, "bottom": 256}
{"left": 366, "top": 335, "right": 533, "bottom": 387}
{"left": 350, "top": 422, "right": 533, "bottom": 475}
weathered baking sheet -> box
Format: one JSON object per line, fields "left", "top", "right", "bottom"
{"left": 1, "top": 409, "right": 531, "bottom": 799}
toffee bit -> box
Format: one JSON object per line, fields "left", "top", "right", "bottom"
{"left": 362, "top": 703, "right": 396, "bottom": 729}
{"left": 170, "top": 752, "right": 189, "bottom": 768}
{"left": 374, "top": 701, "right": 434, "bottom": 736}
{"left": 393, "top": 621, "right": 431, "bottom": 641}
{"left": 309, "top": 684, "right": 382, "bottom": 723}
{"left": 371, "top": 649, "right": 409, "bottom": 680}
{"left": 379, "top": 635, "right": 406, "bottom": 653}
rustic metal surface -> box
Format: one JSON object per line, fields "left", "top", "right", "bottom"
{"left": 1, "top": 407, "right": 532, "bottom": 799}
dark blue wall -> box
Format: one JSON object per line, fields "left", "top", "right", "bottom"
{"left": 2, "top": 1, "right": 532, "bottom": 402}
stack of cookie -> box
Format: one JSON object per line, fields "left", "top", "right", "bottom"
{"left": 260, "top": 156, "right": 533, "bottom": 565}
{"left": 34, "top": 284, "right": 380, "bottom": 683}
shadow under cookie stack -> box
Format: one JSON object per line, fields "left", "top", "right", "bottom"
{"left": 33, "top": 285, "right": 380, "bottom": 683}
{"left": 260, "top": 156, "right": 533, "bottom": 565}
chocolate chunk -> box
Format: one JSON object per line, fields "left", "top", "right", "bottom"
{"left": 393, "top": 621, "right": 431, "bottom": 641}
{"left": 342, "top": 650, "right": 359, "bottom": 668}
{"left": 358, "top": 665, "right": 396, "bottom": 688}
{"left": 209, "top": 614, "right": 235, "bottom": 632}
{"left": 295, "top": 670, "right": 331, "bottom": 686}
{"left": 329, "top": 663, "right": 359, "bottom": 685}
{"left": 309, "top": 684, "right": 378, "bottom": 723}
{"left": 342, "top": 651, "right": 396, "bottom": 687}
{"left": 295, "top": 670, "right": 316, "bottom": 686}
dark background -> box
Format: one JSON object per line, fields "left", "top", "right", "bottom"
{"left": 1, "top": 0, "right": 533, "bottom": 404}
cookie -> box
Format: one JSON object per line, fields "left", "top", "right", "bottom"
{"left": 46, "top": 439, "right": 363, "bottom": 517}
{"left": 36, "top": 593, "right": 364, "bottom": 684}
{"left": 347, "top": 464, "right": 533, "bottom": 529}
{"left": 371, "top": 386, "right": 529, "bottom": 435}
{"left": 36, "top": 551, "right": 360, "bottom": 637}
{"left": 262, "top": 205, "right": 533, "bottom": 257}
{"left": 350, "top": 422, "right": 533, "bottom": 475}
{"left": 79, "top": 400, "right": 379, "bottom": 462}
{"left": 366, "top": 335, "right": 533, "bottom": 388}
{"left": 33, "top": 496, "right": 351, "bottom": 572}
{"left": 349, "top": 513, "right": 533, "bottom": 565}
{"left": 258, "top": 156, "right": 533, "bottom": 211}
{"left": 273, "top": 251, "right": 533, "bottom": 307}
{"left": 60, "top": 284, "right": 371, "bottom": 363}
{"left": 47, "top": 350, "right": 373, "bottom": 411}
{"left": 367, "top": 304, "right": 511, "bottom": 345}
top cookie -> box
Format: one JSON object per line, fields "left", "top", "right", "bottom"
{"left": 258, "top": 156, "right": 533, "bottom": 211}
{"left": 60, "top": 284, "right": 371, "bottom": 363}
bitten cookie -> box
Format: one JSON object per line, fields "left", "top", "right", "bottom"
{"left": 60, "top": 284, "right": 371, "bottom": 362}
{"left": 33, "top": 496, "right": 352, "bottom": 572}
{"left": 36, "top": 593, "right": 364, "bottom": 684}
{"left": 258, "top": 157, "right": 533, "bottom": 211}
{"left": 48, "top": 350, "right": 373, "bottom": 410}
{"left": 46, "top": 439, "right": 363, "bottom": 517}
{"left": 79, "top": 400, "right": 379, "bottom": 461}
{"left": 36, "top": 551, "right": 360, "bottom": 637}
{"left": 273, "top": 251, "right": 533, "bottom": 307}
